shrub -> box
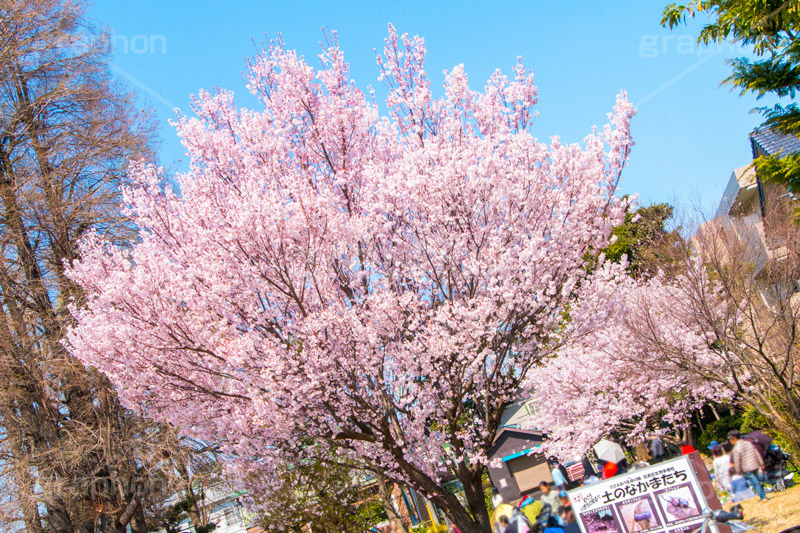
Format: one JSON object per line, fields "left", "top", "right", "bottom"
{"left": 409, "top": 523, "right": 448, "bottom": 533}
{"left": 741, "top": 407, "right": 797, "bottom": 455}
{"left": 697, "top": 413, "right": 743, "bottom": 452}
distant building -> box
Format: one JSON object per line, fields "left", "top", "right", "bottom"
{"left": 709, "top": 129, "right": 797, "bottom": 282}
{"left": 750, "top": 127, "right": 800, "bottom": 162}
{"left": 486, "top": 427, "right": 550, "bottom": 504}
{"left": 696, "top": 126, "right": 800, "bottom": 319}
{"left": 161, "top": 484, "right": 251, "bottom": 533}
{"left": 498, "top": 398, "right": 540, "bottom": 430}
{"left": 201, "top": 485, "right": 250, "bottom": 533}
{"left": 359, "top": 473, "right": 447, "bottom": 530}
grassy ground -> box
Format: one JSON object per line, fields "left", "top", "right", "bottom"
{"left": 730, "top": 484, "right": 800, "bottom": 532}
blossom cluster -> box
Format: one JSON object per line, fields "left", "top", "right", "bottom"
{"left": 527, "top": 260, "right": 734, "bottom": 461}
{"left": 67, "top": 25, "right": 635, "bottom": 520}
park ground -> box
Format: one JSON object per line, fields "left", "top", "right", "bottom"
{"left": 732, "top": 485, "right": 800, "bottom": 532}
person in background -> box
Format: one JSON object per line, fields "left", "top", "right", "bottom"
{"left": 557, "top": 492, "right": 571, "bottom": 511}
{"left": 539, "top": 481, "right": 561, "bottom": 516}
{"left": 679, "top": 441, "right": 697, "bottom": 455}
{"left": 510, "top": 506, "right": 532, "bottom": 533}
{"left": 556, "top": 493, "right": 574, "bottom": 527}
{"left": 492, "top": 487, "right": 504, "bottom": 509}
{"left": 728, "top": 430, "right": 767, "bottom": 502}
{"left": 550, "top": 460, "right": 568, "bottom": 490}
{"left": 722, "top": 441, "right": 733, "bottom": 455}
{"left": 498, "top": 515, "right": 510, "bottom": 533}
{"left": 542, "top": 516, "right": 565, "bottom": 533}
{"left": 649, "top": 434, "right": 665, "bottom": 463}
{"left": 559, "top": 500, "right": 580, "bottom": 533}
{"left": 711, "top": 444, "right": 733, "bottom": 494}
{"left": 601, "top": 461, "right": 618, "bottom": 479}
{"left": 448, "top": 525, "right": 461, "bottom": 533}
{"left": 581, "top": 456, "right": 597, "bottom": 478}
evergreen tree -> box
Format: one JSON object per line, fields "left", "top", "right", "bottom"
{"left": 663, "top": 1, "right": 800, "bottom": 194}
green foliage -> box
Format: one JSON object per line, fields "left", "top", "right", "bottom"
{"left": 697, "top": 406, "right": 799, "bottom": 456}
{"left": 741, "top": 406, "right": 798, "bottom": 455}
{"left": 662, "top": 1, "right": 800, "bottom": 54}
{"left": 483, "top": 472, "right": 495, "bottom": 514}
{"left": 592, "top": 203, "right": 681, "bottom": 278}
{"left": 697, "top": 412, "right": 743, "bottom": 452}
{"left": 160, "top": 492, "right": 216, "bottom": 533}
{"left": 355, "top": 498, "right": 388, "bottom": 525}
{"left": 753, "top": 152, "right": 800, "bottom": 193}
{"left": 409, "top": 523, "right": 448, "bottom": 533}
{"left": 740, "top": 405, "right": 770, "bottom": 434}
{"left": 662, "top": 1, "right": 800, "bottom": 197}
{"left": 250, "top": 457, "right": 383, "bottom": 533}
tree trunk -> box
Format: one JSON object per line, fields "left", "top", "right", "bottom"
{"left": 10, "top": 450, "right": 44, "bottom": 533}
{"left": 376, "top": 474, "right": 407, "bottom": 533}
{"left": 130, "top": 498, "right": 148, "bottom": 533}
{"left": 429, "top": 467, "right": 492, "bottom": 533}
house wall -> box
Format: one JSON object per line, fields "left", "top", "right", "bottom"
{"left": 487, "top": 430, "right": 549, "bottom": 504}
{"left": 507, "top": 454, "right": 551, "bottom": 493}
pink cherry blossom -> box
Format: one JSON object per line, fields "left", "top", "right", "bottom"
{"left": 527, "top": 259, "right": 734, "bottom": 462}
{"left": 67, "top": 26, "right": 634, "bottom": 532}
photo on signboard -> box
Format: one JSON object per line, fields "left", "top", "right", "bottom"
{"left": 614, "top": 494, "right": 662, "bottom": 533}
{"left": 653, "top": 482, "right": 702, "bottom": 525}
{"left": 578, "top": 504, "right": 623, "bottom": 533}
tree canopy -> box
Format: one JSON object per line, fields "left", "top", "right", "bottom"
{"left": 596, "top": 202, "right": 682, "bottom": 278}
{"left": 663, "top": 0, "right": 800, "bottom": 195}
{"left": 66, "top": 26, "right": 634, "bottom": 533}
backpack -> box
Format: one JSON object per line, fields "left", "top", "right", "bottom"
{"left": 743, "top": 431, "right": 772, "bottom": 460}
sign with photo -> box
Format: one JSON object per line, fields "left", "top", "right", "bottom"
{"left": 568, "top": 454, "right": 730, "bottom": 533}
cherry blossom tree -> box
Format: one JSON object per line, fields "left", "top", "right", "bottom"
{"left": 527, "top": 259, "right": 732, "bottom": 461}
{"left": 529, "top": 202, "right": 800, "bottom": 460}
{"left": 66, "top": 26, "right": 634, "bottom": 532}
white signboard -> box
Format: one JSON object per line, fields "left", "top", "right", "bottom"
{"left": 568, "top": 455, "right": 725, "bottom": 533}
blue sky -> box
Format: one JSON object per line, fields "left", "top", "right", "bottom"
{"left": 87, "top": 0, "right": 780, "bottom": 212}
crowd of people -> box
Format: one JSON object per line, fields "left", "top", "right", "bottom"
{"left": 484, "top": 428, "right": 784, "bottom": 533}
{"left": 387, "top": 428, "right": 785, "bottom": 533}
{"left": 711, "top": 430, "right": 769, "bottom": 503}
{"left": 649, "top": 430, "right": 772, "bottom": 503}
{"left": 489, "top": 463, "right": 580, "bottom": 533}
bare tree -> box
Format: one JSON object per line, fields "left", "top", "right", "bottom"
{"left": 0, "top": 1, "right": 216, "bottom": 531}
{"left": 629, "top": 193, "right": 800, "bottom": 451}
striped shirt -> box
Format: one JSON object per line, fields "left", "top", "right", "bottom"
{"left": 732, "top": 439, "right": 764, "bottom": 474}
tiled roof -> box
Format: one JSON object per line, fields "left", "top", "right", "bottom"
{"left": 750, "top": 128, "right": 800, "bottom": 157}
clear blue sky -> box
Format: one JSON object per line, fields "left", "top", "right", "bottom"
{"left": 87, "top": 0, "right": 780, "bottom": 211}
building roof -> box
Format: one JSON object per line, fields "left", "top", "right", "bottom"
{"left": 750, "top": 128, "right": 800, "bottom": 157}
{"left": 715, "top": 164, "right": 758, "bottom": 218}
{"left": 732, "top": 163, "right": 757, "bottom": 188}
{"left": 490, "top": 426, "right": 544, "bottom": 447}
{"left": 489, "top": 427, "right": 546, "bottom": 462}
